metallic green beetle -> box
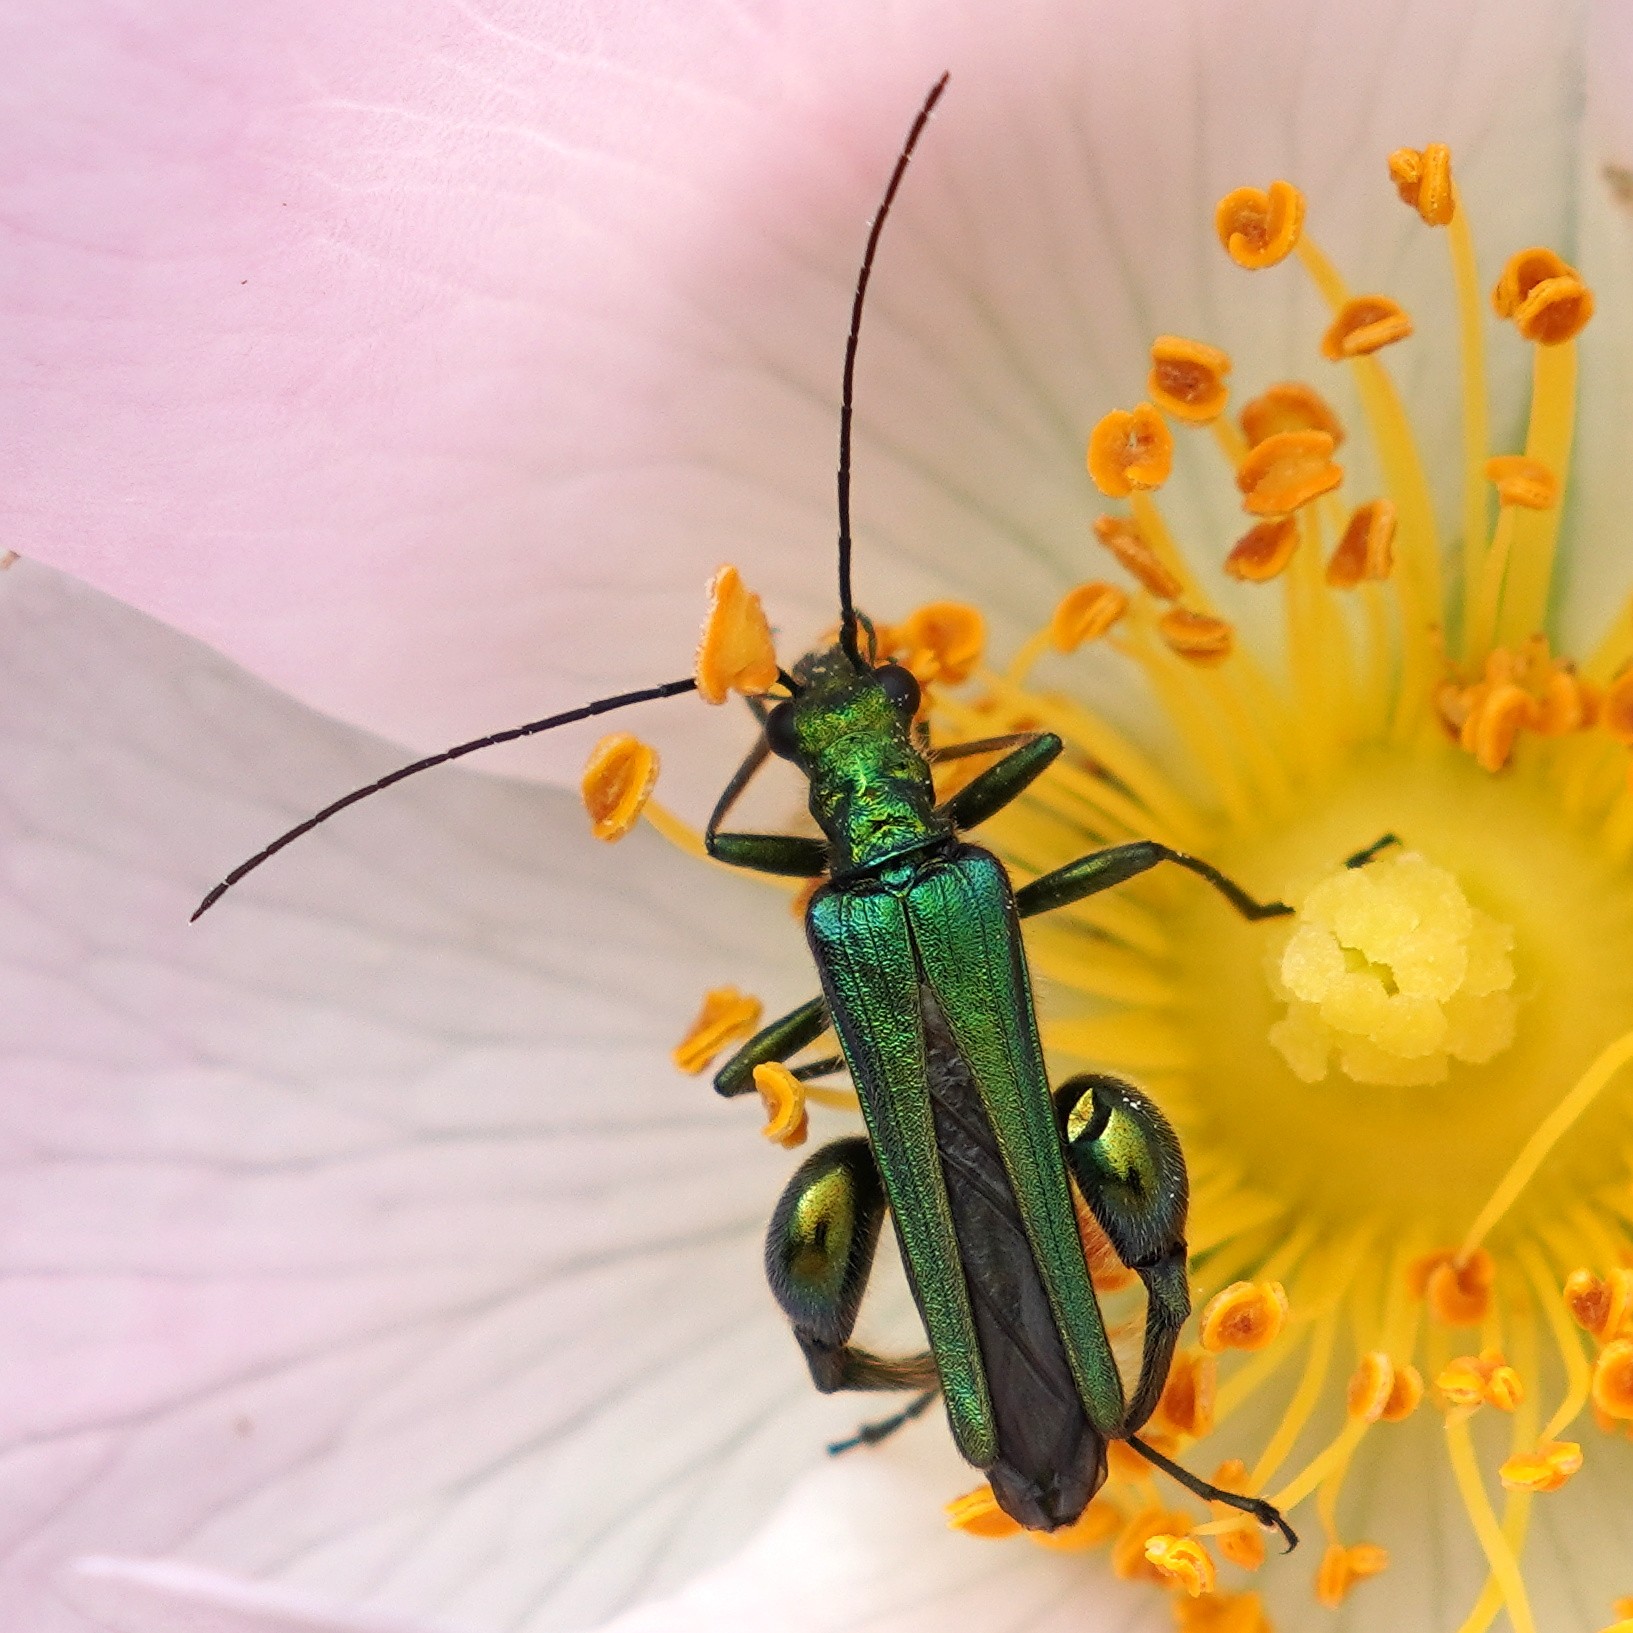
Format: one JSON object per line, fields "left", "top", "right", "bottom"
{"left": 193, "top": 74, "right": 1302, "bottom": 1548}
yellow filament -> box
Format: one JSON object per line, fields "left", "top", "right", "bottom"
{"left": 1448, "top": 190, "right": 1493, "bottom": 627}
{"left": 803, "top": 1083, "right": 861, "bottom": 1111}
{"left": 1444, "top": 1412, "right": 1535, "bottom": 1633}
{"left": 641, "top": 800, "right": 709, "bottom": 861}
{"left": 1522, "top": 1243, "right": 1593, "bottom": 1443}
{"left": 1494, "top": 342, "right": 1578, "bottom": 649}
{"left": 1457, "top": 1027, "right": 1633, "bottom": 1262}
{"left": 1248, "top": 1306, "right": 1337, "bottom": 1490}
{"left": 1211, "top": 415, "right": 1248, "bottom": 468}
{"left": 1463, "top": 504, "right": 1517, "bottom": 667}
{"left": 1005, "top": 627, "right": 1054, "bottom": 686}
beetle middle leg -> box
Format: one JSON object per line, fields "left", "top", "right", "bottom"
{"left": 765, "top": 1136, "right": 940, "bottom": 1400}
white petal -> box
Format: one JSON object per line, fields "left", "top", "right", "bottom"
{"left": 0, "top": 562, "right": 853, "bottom": 1632}
{"left": 3, "top": 2, "right": 1589, "bottom": 814}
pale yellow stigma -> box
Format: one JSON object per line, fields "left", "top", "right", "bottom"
{"left": 1266, "top": 850, "right": 1516, "bottom": 1087}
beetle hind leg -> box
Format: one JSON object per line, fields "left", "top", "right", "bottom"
{"left": 766, "top": 1136, "right": 939, "bottom": 1402}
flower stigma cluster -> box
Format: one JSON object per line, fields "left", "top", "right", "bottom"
{"left": 580, "top": 142, "right": 1633, "bottom": 1631}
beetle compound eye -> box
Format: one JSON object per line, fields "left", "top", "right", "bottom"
{"left": 765, "top": 699, "right": 800, "bottom": 760}
{"left": 874, "top": 663, "right": 922, "bottom": 716}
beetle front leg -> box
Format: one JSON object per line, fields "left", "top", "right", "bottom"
{"left": 1053, "top": 1074, "right": 1189, "bottom": 1434}
{"left": 766, "top": 1137, "right": 939, "bottom": 1396}
{"left": 1016, "top": 839, "right": 1293, "bottom": 922}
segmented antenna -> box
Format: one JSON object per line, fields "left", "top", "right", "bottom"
{"left": 192, "top": 676, "right": 698, "bottom": 919}
{"left": 836, "top": 72, "right": 949, "bottom": 667}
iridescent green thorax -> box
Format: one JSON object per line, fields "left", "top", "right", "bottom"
{"left": 785, "top": 646, "right": 943, "bottom": 872}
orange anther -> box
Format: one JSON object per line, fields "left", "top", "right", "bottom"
{"left": 1347, "top": 1351, "right": 1395, "bottom": 1422}
{"left": 1200, "top": 1280, "right": 1288, "bottom": 1352}
{"left": 1028, "top": 1497, "right": 1122, "bottom": 1553}
{"left": 1215, "top": 180, "right": 1306, "bottom": 269}
{"left": 1411, "top": 1248, "right": 1495, "bottom": 1325}
{"left": 1050, "top": 582, "right": 1128, "bottom": 651}
{"left": 945, "top": 1484, "right": 1022, "bottom": 1538}
{"left": 1108, "top": 1431, "right": 1176, "bottom": 1483}
{"left": 1499, "top": 1439, "right": 1583, "bottom": 1493}
{"left": 672, "top": 986, "right": 763, "bottom": 1074}
{"left": 1315, "top": 1541, "right": 1389, "bottom": 1607}
{"left": 1218, "top": 1524, "right": 1267, "bottom": 1572}
{"left": 580, "top": 733, "right": 659, "bottom": 842}
{"left": 1388, "top": 144, "right": 1455, "bottom": 226}
{"left": 1326, "top": 499, "right": 1397, "bottom": 588}
{"left": 1159, "top": 608, "right": 1235, "bottom": 667}
{"left": 752, "top": 1062, "right": 809, "bottom": 1149}
{"left": 893, "top": 601, "right": 985, "bottom": 686}
{"left": 1145, "top": 1534, "right": 1216, "bottom": 1597}
{"left": 1493, "top": 247, "right": 1594, "bottom": 344}
{"left": 1592, "top": 1338, "right": 1633, "bottom": 1420}
{"left": 1092, "top": 514, "right": 1183, "bottom": 599}
{"left": 1239, "top": 381, "right": 1345, "bottom": 450}
{"left": 1484, "top": 1360, "right": 1525, "bottom": 1412}
{"left": 1149, "top": 335, "right": 1233, "bottom": 424}
{"left": 1379, "top": 1362, "right": 1425, "bottom": 1421}
{"left": 1224, "top": 517, "right": 1300, "bottom": 583}
{"left": 1463, "top": 682, "right": 1532, "bottom": 773}
{"left": 1533, "top": 666, "right": 1594, "bottom": 735}
{"left": 1485, "top": 454, "right": 1559, "bottom": 510}
{"left": 1236, "top": 429, "right": 1344, "bottom": 516}
{"left": 1112, "top": 1505, "right": 1192, "bottom": 1583}
{"left": 1603, "top": 672, "right": 1633, "bottom": 747}
{"left": 1437, "top": 1349, "right": 1523, "bottom": 1412}
{"left": 1174, "top": 1591, "right": 1274, "bottom": 1633}
{"left": 1087, "top": 404, "right": 1174, "bottom": 497}
{"left": 1155, "top": 1349, "right": 1218, "bottom": 1438}
{"left": 1321, "top": 294, "right": 1414, "bottom": 359}
{"left": 695, "top": 565, "right": 779, "bottom": 704}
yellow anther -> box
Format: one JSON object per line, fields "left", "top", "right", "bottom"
{"left": 671, "top": 986, "right": 763, "bottom": 1074}
{"left": 1224, "top": 517, "right": 1300, "bottom": 583}
{"left": 1485, "top": 453, "right": 1559, "bottom": 510}
{"left": 1493, "top": 246, "right": 1594, "bottom": 344}
{"left": 1239, "top": 380, "right": 1345, "bottom": 450}
{"left": 1388, "top": 144, "right": 1455, "bottom": 225}
{"left": 1174, "top": 1591, "right": 1274, "bottom": 1633}
{"left": 1485, "top": 1358, "right": 1525, "bottom": 1412}
{"left": 1049, "top": 582, "right": 1128, "bottom": 652}
{"left": 1087, "top": 403, "right": 1174, "bottom": 497}
{"left": 1499, "top": 1439, "right": 1583, "bottom": 1493}
{"left": 1410, "top": 1248, "right": 1496, "bottom": 1325}
{"left": 1154, "top": 1349, "right": 1217, "bottom": 1438}
{"left": 1592, "top": 1337, "right": 1633, "bottom": 1420}
{"left": 1602, "top": 672, "right": 1633, "bottom": 747}
{"left": 580, "top": 733, "right": 659, "bottom": 842}
{"left": 892, "top": 601, "right": 985, "bottom": 686}
{"left": 752, "top": 1062, "right": 808, "bottom": 1148}
{"left": 1326, "top": 498, "right": 1397, "bottom": 588}
{"left": 1214, "top": 180, "right": 1306, "bottom": 269}
{"left": 1200, "top": 1280, "right": 1288, "bottom": 1352}
{"left": 1145, "top": 1534, "right": 1216, "bottom": 1598}
{"left": 1112, "top": 1505, "right": 1192, "bottom": 1583}
{"left": 1380, "top": 1362, "right": 1425, "bottom": 1421}
{"left": 1028, "top": 1497, "right": 1121, "bottom": 1552}
{"left": 1465, "top": 683, "right": 1533, "bottom": 773}
{"left": 695, "top": 565, "right": 779, "bottom": 705}
{"left": 1320, "top": 294, "right": 1414, "bottom": 359}
{"left": 1158, "top": 608, "right": 1235, "bottom": 667}
{"left": 945, "top": 1484, "right": 1022, "bottom": 1538}
{"left": 1092, "top": 514, "right": 1183, "bottom": 599}
{"left": 1437, "top": 1349, "right": 1522, "bottom": 1412}
{"left": 1564, "top": 1267, "right": 1633, "bottom": 1339}
{"left": 1346, "top": 1351, "right": 1395, "bottom": 1422}
{"left": 1315, "top": 1542, "right": 1389, "bottom": 1607}
{"left": 1148, "top": 335, "right": 1233, "bottom": 424}
{"left": 1236, "top": 429, "right": 1344, "bottom": 516}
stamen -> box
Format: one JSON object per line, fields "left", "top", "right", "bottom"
{"left": 1411, "top": 1249, "right": 1497, "bottom": 1326}
{"left": 1388, "top": 144, "right": 1454, "bottom": 226}
{"left": 1438, "top": 1350, "right": 1524, "bottom": 1412}
{"left": 1563, "top": 1267, "right": 1633, "bottom": 1339}
{"left": 1498, "top": 1439, "right": 1582, "bottom": 1493}
{"left": 1325, "top": 499, "right": 1396, "bottom": 588}
{"left": 1315, "top": 1542, "right": 1389, "bottom": 1607}
{"left": 1492, "top": 247, "right": 1595, "bottom": 346}
{"left": 1153, "top": 1349, "right": 1218, "bottom": 1438}
{"left": 1345, "top": 1351, "right": 1396, "bottom": 1422}
{"left": 1236, "top": 430, "right": 1344, "bottom": 516}
{"left": 580, "top": 733, "right": 659, "bottom": 842}
{"left": 1239, "top": 381, "right": 1345, "bottom": 449}
{"left": 695, "top": 565, "right": 780, "bottom": 704}
{"left": 1049, "top": 582, "right": 1128, "bottom": 651}
{"left": 1157, "top": 608, "right": 1235, "bottom": 667}
{"left": 1445, "top": 1412, "right": 1537, "bottom": 1633}
{"left": 1200, "top": 1281, "right": 1288, "bottom": 1352}
{"left": 1112, "top": 1506, "right": 1193, "bottom": 1583}
{"left": 1320, "top": 296, "right": 1413, "bottom": 360}
{"left": 1087, "top": 404, "right": 1174, "bottom": 496}
{"left": 1092, "top": 514, "right": 1183, "bottom": 599}
{"left": 1592, "top": 1338, "right": 1633, "bottom": 1420}
{"left": 1214, "top": 180, "right": 1305, "bottom": 269}
{"left": 890, "top": 601, "right": 986, "bottom": 684}
{"left": 672, "top": 986, "right": 763, "bottom": 1074}
{"left": 1485, "top": 455, "right": 1559, "bottom": 510}
{"left": 1144, "top": 1535, "right": 1216, "bottom": 1597}
{"left": 1148, "top": 336, "right": 1232, "bottom": 423}
{"left": 1380, "top": 1362, "right": 1425, "bottom": 1421}
{"left": 1174, "top": 1591, "right": 1275, "bottom": 1633}
{"left": 1224, "top": 518, "right": 1300, "bottom": 583}
{"left": 752, "top": 1062, "right": 809, "bottom": 1148}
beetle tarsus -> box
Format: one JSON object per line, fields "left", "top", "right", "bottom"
{"left": 827, "top": 1388, "right": 938, "bottom": 1455}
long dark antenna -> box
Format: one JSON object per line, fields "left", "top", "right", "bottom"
{"left": 836, "top": 72, "right": 949, "bottom": 667}
{"left": 192, "top": 676, "right": 698, "bottom": 920}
